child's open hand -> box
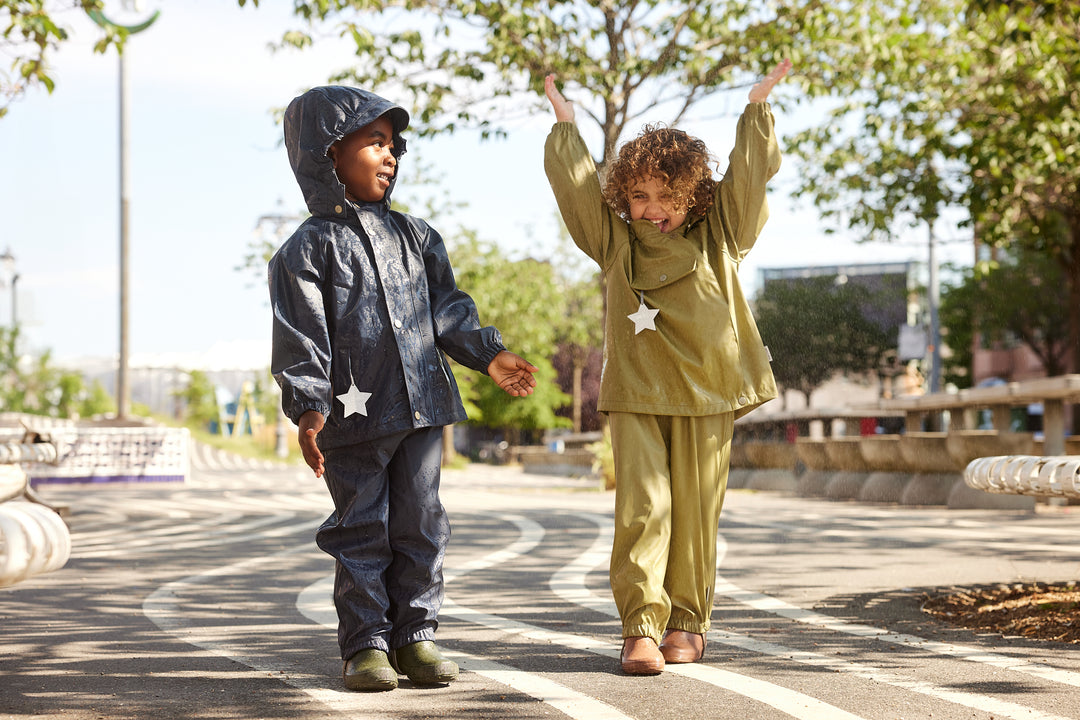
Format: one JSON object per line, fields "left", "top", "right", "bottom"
{"left": 297, "top": 410, "right": 326, "bottom": 478}
{"left": 748, "top": 59, "right": 793, "bottom": 103}
{"left": 544, "top": 74, "right": 575, "bottom": 124}
{"left": 488, "top": 351, "right": 540, "bottom": 397}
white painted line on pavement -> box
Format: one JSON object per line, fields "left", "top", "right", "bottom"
{"left": 73, "top": 513, "right": 316, "bottom": 559}
{"left": 446, "top": 649, "right": 633, "bottom": 720}
{"left": 300, "top": 513, "right": 867, "bottom": 719}
{"left": 556, "top": 512, "right": 1078, "bottom": 720}
{"left": 713, "top": 578, "right": 1080, "bottom": 689}
{"left": 444, "top": 601, "right": 868, "bottom": 720}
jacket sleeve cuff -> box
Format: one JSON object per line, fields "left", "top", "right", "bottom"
{"left": 477, "top": 343, "right": 507, "bottom": 375}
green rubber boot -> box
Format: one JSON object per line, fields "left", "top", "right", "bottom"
{"left": 389, "top": 641, "right": 459, "bottom": 685}
{"left": 343, "top": 649, "right": 398, "bottom": 691}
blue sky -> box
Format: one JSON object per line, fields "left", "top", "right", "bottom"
{"left": 0, "top": 0, "right": 972, "bottom": 371}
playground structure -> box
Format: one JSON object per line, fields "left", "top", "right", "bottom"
{"left": 211, "top": 381, "right": 265, "bottom": 438}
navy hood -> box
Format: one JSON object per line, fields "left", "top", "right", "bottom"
{"left": 284, "top": 86, "right": 410, "bottom": 218}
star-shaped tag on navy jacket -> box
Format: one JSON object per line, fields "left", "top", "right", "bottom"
{"left": 628, "top": 300, "right": 659, "bottom": 334}
{"left": 337, "top": 381, "right": 372, "bottom": 418}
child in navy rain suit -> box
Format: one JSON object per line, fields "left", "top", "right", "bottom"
{"left": 269, "top": 85, "right": 537, "bottom": 692}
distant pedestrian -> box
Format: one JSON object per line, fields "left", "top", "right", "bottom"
{"left": 543, "top": 60, "right": 791, "bottom": 675}
{"left": 269, "top": 85, "right": 537, "bottom": 691}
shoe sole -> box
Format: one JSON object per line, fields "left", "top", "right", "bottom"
{"left": 621, "top": 659, "right": 664, "bottom": 675}
{"left": 343, "top": 672, "right": 398, "bottom": 691}
{"left": 396, "top": 663, "right": 458, "bottom": 685}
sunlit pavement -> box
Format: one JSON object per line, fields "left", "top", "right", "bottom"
{"left": 3, "top": 456, "right": 1080, "bottom": 720}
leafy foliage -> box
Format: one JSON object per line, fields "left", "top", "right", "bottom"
{"left": 173, "top": 369, "right": 218, "bottom": 428}
{"left": 0, "top": 326, "right": 115, "bottom": 418}
{"left": 754, "top": 275, "right": 896, "bottom": 406}
{"left": 0, "top": 1, "right": 129, "bottom": 118}
{"left": 783, "top": 0, "right": 1080, "bottom": 375}
{"left": 446, "top": 233, "right": 571, "bottom": 434}
{"left": 269, "top": 0, "right": 830, "bottom": 166}
{"left": 940, "top": 246, "right": 1070, "bottom": 384}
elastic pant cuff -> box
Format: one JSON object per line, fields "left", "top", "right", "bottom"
{"left": 390, "top": 626, "right": 436, "bottom": 651}
{"left": 665, "top": 619, "right": 710, "bottom": 635}
{"left": 622, "top": 624, "right": 663, "bottom": 645}
{"left": 344, "top": 637, "right": 389, "bottom": 659}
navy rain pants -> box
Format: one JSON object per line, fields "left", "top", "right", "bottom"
{"left": 316, "top": 426, "right": 449, "bottom": 659}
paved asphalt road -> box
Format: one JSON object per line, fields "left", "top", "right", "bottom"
{"left": 3, "top": 445, "right": 1080, "bottom": 720}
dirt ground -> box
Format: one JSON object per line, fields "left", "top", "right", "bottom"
{"left": 921, "top": 582, "right": 1080, "bottom": 644}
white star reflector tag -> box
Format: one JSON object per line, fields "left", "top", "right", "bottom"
{"left": 628, "top": 301, "right": 659, "bottom": 334}
{"left": 337, "top": 382, "right": 372, "bottom": 418}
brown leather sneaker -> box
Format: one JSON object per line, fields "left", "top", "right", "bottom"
{"left": 620, "top": 636, "right": 665, "bottom": 675}
{"left": 659, "top": 629, "right": 706, "bottom": 664}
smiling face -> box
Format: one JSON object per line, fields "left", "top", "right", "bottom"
{"left": 328, "top": 114, "right": 397, "bottom": 202}
{"left": 628, "top": 176, "right": 688, "bottom": 234}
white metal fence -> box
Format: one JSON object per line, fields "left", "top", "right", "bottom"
{"left": 964, "top": 455, "right": 1080, "bottom": 499}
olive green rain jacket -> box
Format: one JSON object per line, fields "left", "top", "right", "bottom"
{"left": 543, "top": 103, "right": 780, "bottom": 419}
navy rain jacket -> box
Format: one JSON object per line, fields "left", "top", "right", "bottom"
{"left": 269, "top": 86, "right": 506, "bottom": 450}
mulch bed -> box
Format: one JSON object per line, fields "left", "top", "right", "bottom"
{"left": 921, "top": 582, "right": 1080, "bottom": 644}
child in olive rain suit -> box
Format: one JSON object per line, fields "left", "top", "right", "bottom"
{"left": 269, "top": 86, "right": 537, "bottom": 691}
{"left": 543, "top": 60, "right": 791, "bottom": 675}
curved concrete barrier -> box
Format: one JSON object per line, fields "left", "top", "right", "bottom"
{"left": 796, "top": 470, "right": 832, "bottom": 497}
{"left": 945, "top": 431, "right": 1035, "bottom": 467}
{"left": 824, "top": 471, "right": 866, "bottom": 500}
{"left": 899, "top": 473, "right": 957, "bottom": 506}
{"left": 729, "top": 442, "right": 752, "bottom": 469}
{"left": 899, "top": 433, "right": 967, "bottom": 473}
{"left": 965, "top": 455, "right": 1080, "bottom": 499}
{"left": 859, "top": 435, "right": 910, "bottom": 473}
{"left": 859, "top": 472, "right": 910, "bottom": 503}
{"left": 0, "top": 500, "right": 71, "bottom": 587}
{"left": 743, "top": 441, "right": 797, "bottom": 470}
{"left": 824, "top": 437, "right": 872, "bottom": 473}
{"left": 794, "top": 439, "right": 830, "bottom": 471}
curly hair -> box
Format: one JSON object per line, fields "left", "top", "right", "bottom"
{"left": 602, "top": 124, "right": 718, "bottom": 221}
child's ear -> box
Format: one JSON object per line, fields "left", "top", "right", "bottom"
{"left": 327, "top": 144, "right": 338, "bottom": 168}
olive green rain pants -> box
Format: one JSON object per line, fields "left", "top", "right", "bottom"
{"left": 608, "top": 411, "right": 734, "bottom": 645}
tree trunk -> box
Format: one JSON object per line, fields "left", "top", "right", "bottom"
{"left": 1066, "top": 212, "right": 1080, "bottom": 432}
{"left": 441, "top": 425, "right": 456, "bottom": 466}
{"left": 572, "top": 364, "right": 583, "bottom": 433}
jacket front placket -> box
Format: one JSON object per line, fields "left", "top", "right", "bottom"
{"left": 359, "top": 209, "right": 434, "bottom": 428}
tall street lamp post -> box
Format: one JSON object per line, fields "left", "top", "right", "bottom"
{"left": 87, "top": 3, "right": 160, "bottom": 419}
{"left": 0, "top": 248, "right": 17, "bottom": 326}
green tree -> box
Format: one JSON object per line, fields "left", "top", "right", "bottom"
{"left": 937, "top": 262, "right": 978, "bottom": 390}
{"left": 784, "top": 0, "right": 1080, "bottom": 377}
{"left": 754, "top": 275, "right": 895, "bottom": 407}
{"left": 941, "top": 247, "right": 1071, "bottom": 386}
{"left": 446, "top": 233, "right": 570, "bottom": 439}
{"left": 1, "top": 1, "right": 128, "bottom": 118}
{"left": 174, "top": 369, "right": 218, "bottom": 429}
{"left": 0, "top": 325, "right": 117, "bottom": 418}
{"left": 79, "top": 378, "right": 115, "bottom": 418}
{"left": 265, "top": 0, "right": 840, "bottom": 169}
{"left": 549, "top": 225, "right": 603, "bottom": 432}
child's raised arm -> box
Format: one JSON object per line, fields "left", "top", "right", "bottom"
{"left": 748, "top": 59, "right": 793, "bottom": 103}
{"left": 544, "top": 74, "right": 576, "bottom": 124}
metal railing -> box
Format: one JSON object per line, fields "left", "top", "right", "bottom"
{"left": 0, "top": 435, "right": 71, "bottom": 588}
{"left": 964, "top": 455, "right": 1080, "bottom": 499}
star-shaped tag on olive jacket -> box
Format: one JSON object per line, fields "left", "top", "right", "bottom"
{"left": 337, "top": 381, "right": 372, "bottom": 418}
{"left": 628, "top": 301, "right": 659, "bottom": 334}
